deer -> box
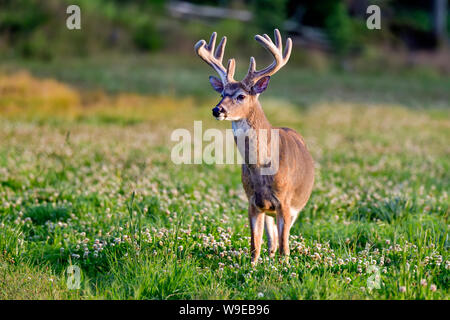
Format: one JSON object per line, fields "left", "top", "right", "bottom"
{"left": 194, "top": 29, "right": 314, "bottom": 265}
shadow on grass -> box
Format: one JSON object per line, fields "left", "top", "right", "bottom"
{"left": 24, "top": 205, "right": 70, "bottom": 225}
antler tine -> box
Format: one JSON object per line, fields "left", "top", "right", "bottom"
{"left": 215, "top": 36, "right": 226, "bottom": 61}
{"left": 283, "top": 37, "right": 292, "bottom": 60}
{"left": 226, "top": 59, "right": 236, "bottom": 82}
{"left": 248, "top": 57, "right": 256, "bottom": 74}
{"left": 194, "top": 32, "right": 235, "bottom": 84}
{"left": 274, "top": 29, "right": 282, "bottom": 50}
{"left": 208, "top": 32, "right": 217, "bottom": 55}
{"left": 243, "top": 29, "right": 292, "bottom": 87}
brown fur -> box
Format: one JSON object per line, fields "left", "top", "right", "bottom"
{"left": 195, "top": 30, "right": 315, "bottom": 264}
{"left": 237, "top": 99, "right": 314, "bottom": 263}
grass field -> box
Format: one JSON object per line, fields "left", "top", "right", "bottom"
{"left": 0, "top": 56, "right": 449, "bottom": 299}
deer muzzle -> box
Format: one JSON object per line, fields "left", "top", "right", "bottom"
{"left": 212, "top": 106, "right": 226, "bottom": 120}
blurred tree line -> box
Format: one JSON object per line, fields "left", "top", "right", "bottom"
{"left": 0, "top": 0, "right": 448, "bottom": 60}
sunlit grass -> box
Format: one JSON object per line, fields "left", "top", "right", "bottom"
{"left": 0, "top": 70, "right": 448, "bottom": 299}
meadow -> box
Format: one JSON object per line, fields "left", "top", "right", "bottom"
{"left": 0, "top": 56, "right": 448, "bottom": 299}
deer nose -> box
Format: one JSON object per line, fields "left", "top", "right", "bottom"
{"left": 212, "top": 106, "right": 225, "bottom": 117}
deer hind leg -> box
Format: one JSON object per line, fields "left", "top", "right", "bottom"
{"left": 249, "top": 205, "right": 265, "bottom": 265}
{"left": 264, "top": 215, "right": 278, "bottom": 257}
{"left": 276, "top": 205, "right": 292, "bottom": 257}
{"left": 290, "top": 207, "right": 300, "bottom": 228}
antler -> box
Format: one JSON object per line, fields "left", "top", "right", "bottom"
{"left": 194, "top": 32, "right": 236, "bottom": 84}
{"left": 242, "top": 29, "right": 292, "bottom": 87}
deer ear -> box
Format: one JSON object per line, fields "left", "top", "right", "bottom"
{"left": 252, "top": 76, "right": 270, "bottom": 94}
{"left": 209, "top": 76, "right": 224, "bottom": 93}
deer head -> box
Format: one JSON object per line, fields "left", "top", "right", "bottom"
{"left": 195, "top": 29, "right": 292, "bottom": 121}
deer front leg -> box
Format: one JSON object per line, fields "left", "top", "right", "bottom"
{"left": 264, "top": 215, "right": 278, "bottom": 257}
{"left": 276, "top": 205, "right": 292, "bottom": 257}
{"left": 248, "top": 204, "right": 265, "bottom": 265}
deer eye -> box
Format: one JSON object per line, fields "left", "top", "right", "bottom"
{"left": 237, "top": 94, "right": 246, "bottom": 101}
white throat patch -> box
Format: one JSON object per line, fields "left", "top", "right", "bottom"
{"left": 232, "top": 119, "right": 251, "bottom": 137}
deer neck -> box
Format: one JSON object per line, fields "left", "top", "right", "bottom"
{"left": 232, "top": 100, "right": 272, "bottom": 134}
{"left": 232, "top": 101, "right": 274, "bottom": 169}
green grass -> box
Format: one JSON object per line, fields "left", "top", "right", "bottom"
{"left": 0, "top": 57, "right": 448, "bottom": 299}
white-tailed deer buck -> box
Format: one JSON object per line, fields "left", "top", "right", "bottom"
{"left": 195, "top": 29, "right": 314, "bottom": 264}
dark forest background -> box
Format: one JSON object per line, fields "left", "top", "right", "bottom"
{"left": 0, "top": 0, "right": 449, "bottom": 73}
